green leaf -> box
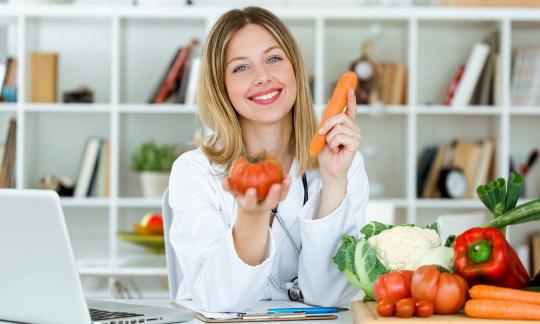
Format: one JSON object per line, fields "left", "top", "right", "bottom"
{"left": 505, "top": 172, "right": 524, "bottom": 212}
{"left": 360, "top": 221, "right": 393, "bottom": 240}
{"left": 132, "top": 141, "right": 181, "bottom": 172}
{"left": 353, "top": 240, "right": 388, "bottom": 301}
{"left": 445, "top": 235, "right": 456, "bottom": 247}
{"left": 425, "top": 221, "right": 439, "bottom": 234}
{"left": 332, "top": 235, "right": 358, "bottom": 273}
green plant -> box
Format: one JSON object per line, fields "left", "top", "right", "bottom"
{"left": 132, "top": 141, "right": 178, "bottom": 172}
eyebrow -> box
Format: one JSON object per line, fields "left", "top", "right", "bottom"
{"left": 226, "top": 45, "right": 282, "bottom": 67}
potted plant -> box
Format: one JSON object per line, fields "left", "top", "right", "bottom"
{"left": 132, "top": 141, "right": 179, "bottom": 198}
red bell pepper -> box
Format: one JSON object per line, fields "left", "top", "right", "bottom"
{"left": 454, "top": 227, "right": 530, "bottom": 289}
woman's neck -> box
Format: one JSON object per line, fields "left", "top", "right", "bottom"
{"left": 241, "top": 117, "right": 294, "bottom": 174}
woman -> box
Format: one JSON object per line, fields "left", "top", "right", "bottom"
{"left": 169, "top": 6, "right": 369, "bottom": 312}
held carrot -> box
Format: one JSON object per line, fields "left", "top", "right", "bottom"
{"left": 464, "top": 299, "right": 540, "bottom": 320}
{"left": 309, "top": 71, "right": 357, "bottom": 156}
{"left": 469, "top": 284, "right": 540, "bottom": 306}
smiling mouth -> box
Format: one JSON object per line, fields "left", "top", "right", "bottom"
{"left": 248, "top": 89, "right": 283, "bottom": 105}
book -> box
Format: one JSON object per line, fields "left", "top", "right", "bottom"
{"left": 31, "top": 52, "right": 58, "bottom": 103}
{"left": 422, "top": 144, "right": 449, "bottom": 198}
{"left": 185, "top": 56, "right": 201, "bottom": 105}
{"left": 155, "top": 39, "right": 197, "bottom": 104}
{"left": 0, "top": 118, "right": 16, "bottom": 188}
{"left": 472, "top": 138, "right": 495, "bottom": 197}
{"left": 531, "top": 232, "right": 540, "bottom": 276}
{"left": 390, "top": 63, "right": 406, "bottom": 105}
{"left": 0, "top": 142, "right": 4, "bottom": 170}
{"left": 74, "top": 137, "right": 102, "bottom": 198}
{"left": 147, "top": 47, "right": 182, "bottom": 104}
{"left": 1, "top": 57, "right": 17, "bottom": 102}
{"left": 451, "top": 43, "right": 490, "bottom": 107}
{"left": 176, "top": 56, "right": 192, "bottom": 103}
{"left": 452, "top": 140, "right": 484, "bottom": 198}
{"left": 444, "top": 65, "right": 465, "bottom": 105}
{"left": 511, "top": 46, "right": 540, "bottom": 106}
{"left": 417, "top": 146, "right": 438, "bottom": 198}
{"left": 91, "top": 139, "right": 109, "bottom": 197}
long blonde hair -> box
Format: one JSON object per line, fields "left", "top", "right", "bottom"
{"left": 195, "top": 6, "right": 319, "bottom": 176}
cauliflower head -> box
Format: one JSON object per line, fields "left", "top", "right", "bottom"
{"left": 367, "top": 226, "right": 440, "bottom": 271}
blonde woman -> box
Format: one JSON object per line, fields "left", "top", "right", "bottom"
{"left": 169, "top": 6, "right": 369, "bottom": 312}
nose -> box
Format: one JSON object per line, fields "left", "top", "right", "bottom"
{"left": 253, "top": 68, "right": 271, "bottom": 86}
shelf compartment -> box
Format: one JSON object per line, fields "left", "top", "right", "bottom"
{"left": 24, "top": 17, "right": 112, "bottom": 104}
{"left": 61, "top": 197, "right": 111, "bottom": 208}
{"left": 417, "top": 20, "right": 500, "bottom": 106}
{"left": 119, "top": 17, "right": 206, "bottom": 104}
{"left": 23, "top": 112, "right": 111, "bottom": 191}
{"left": 323, "top": 19, "right": 408, "bottom": 105}
{"left": 118, "top": 113, "right": 198, "bottom": 197}
{"left": 510, "top": 20, "right": 540, "bottom": 108}
{"left": 358, "top": 114, "right": 407, "bottom": 199}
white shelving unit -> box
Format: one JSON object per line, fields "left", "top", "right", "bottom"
{"left": 1, "top": 4, "right": 540, "bottom": 297}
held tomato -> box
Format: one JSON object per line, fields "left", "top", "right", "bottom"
{"left": 373, "top": 270, "right": 413, "bottom": 302}
{"left": 411, "top": 265, "right": 468, "bottom": 315}
{"left": 228, "top": 153, "right": 284, "bottom": 201}
{"left": 395, "top": 298, "right": 415, "bottom": 318}
{"left": 376, "top": 298, "right": 395, "bottom": 317}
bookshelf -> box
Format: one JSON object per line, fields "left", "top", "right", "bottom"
{"left": 1, "top": 4, "right": 540, "bottom": 297}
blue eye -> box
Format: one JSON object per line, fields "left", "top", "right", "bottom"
{"left": 268, "top": 56, "right": 282, "bottom": 64}
{"left": 233, "top": 65, "right": 247, "bottom": 73}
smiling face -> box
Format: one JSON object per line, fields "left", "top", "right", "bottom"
{"left": 224, "top": 23, "right": 297, "bottom": 126}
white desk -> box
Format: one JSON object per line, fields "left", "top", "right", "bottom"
{"left": 0, "top": 299, "right": 352, "bottom": 324}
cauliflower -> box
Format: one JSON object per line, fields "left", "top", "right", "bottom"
{"left": 367, "top": 226, "right": 440, "bottom": 271}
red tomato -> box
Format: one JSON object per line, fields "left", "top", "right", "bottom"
{"left": 415, "top": 300, "right": 434, "bottom": 317}
{"left": 395, "top": 298, "right": 414, "bottom": 318}
{"left": 411, "top": 265, "right": 468, "bottom": 314}
{"left": 376, "top": 298, "right": 395, "bottom": 317}
{"left": 373, "top": 270, "right": 413, "bottom": 302}
{"left": 228, "top": 153, "right": 284, "bottom": 201}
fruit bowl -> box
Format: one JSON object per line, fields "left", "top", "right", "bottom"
{"left": 117, "top": 232, "right": 165, "bottom": 254}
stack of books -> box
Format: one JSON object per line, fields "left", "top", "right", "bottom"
{"left": 511, "top": 46, "right": 540, "bottom": 106}
{"left": 73, "top": 137, "right": 110, "bottom": 198}
{"left": 444, "top": 31, "right": 500, "bottom": 107}
{"left": 148, "top": 38, "right": 201, "bottom": 105}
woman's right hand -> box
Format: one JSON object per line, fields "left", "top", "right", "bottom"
{"left": 223, "top": 176, "right": 291, "bottom": 266}
{"left": 222, "top": 175, "right": 292, "bottom": 219}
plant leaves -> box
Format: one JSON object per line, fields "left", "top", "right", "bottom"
{"left": 360, "top": 221, "right": 393, "bottom": 240}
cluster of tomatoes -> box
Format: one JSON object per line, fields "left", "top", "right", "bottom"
{"left": 374, "top": 265, "right": 468, "bottom": 318}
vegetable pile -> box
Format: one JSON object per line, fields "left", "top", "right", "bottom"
{"left": 334, "top": 171, "right": 540, "bottom": 320}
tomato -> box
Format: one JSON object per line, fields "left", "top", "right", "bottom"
{"left": 395, "top": 298, "right": 414, "bottom": 318}
{"left": 411, "top": 265, "right": 468, "bottom": 314}
{"left": 228, "top": 153, "right": 284, "bottom": 201}
{"left": 376, "top": 298, "right": 395, "bottom": 317}
{"left": 415, "top": 300, "right": 434, "bottom": 317}
{"left": 373, "top": 270, "right": 413, "bottom": 302}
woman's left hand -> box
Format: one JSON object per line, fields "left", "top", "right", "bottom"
{"left": 317, "top": 89, "right": 361, "bottom": 181}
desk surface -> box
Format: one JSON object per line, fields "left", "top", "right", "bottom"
{"left": 0, "top": 299, "right": 351, "bottom": 324}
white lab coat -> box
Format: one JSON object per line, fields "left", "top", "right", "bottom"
{"left": 168, "top": 148, "right": 369, "bottom": 312}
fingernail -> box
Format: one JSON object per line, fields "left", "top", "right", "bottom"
{"left": 319, "top": 127, "right": 324, "bottom": 134}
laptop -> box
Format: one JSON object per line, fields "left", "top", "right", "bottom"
{"left": 0, "top": 189, "right": 196, "bottom": 324}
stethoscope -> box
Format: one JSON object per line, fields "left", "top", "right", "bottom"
{"left": 268, "top": 173, "right": 308, "bottom": 302}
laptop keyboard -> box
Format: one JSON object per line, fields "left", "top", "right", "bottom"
{"left": 89, "top": 307, "right": 144, "bottom": 321}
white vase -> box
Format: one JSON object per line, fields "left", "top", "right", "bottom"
{"left": 139, "top": 172, "right": 169, "bottom": 198}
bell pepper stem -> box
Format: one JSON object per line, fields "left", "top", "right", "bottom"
{"left": 468, "top": 240, "right": 492, "bottom": 264}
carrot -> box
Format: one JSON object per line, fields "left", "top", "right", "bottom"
{"left": 469, "top": 284, "right": 540, "bottom": 306}
{"left": 309, "top": 71, "right": 357, "bottom": 156}
{"left": 465, "top": 299, "right": 540, "bottom": 320}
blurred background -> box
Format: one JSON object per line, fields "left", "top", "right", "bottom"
{"left": 1, "top": 0, "right": 540, "bottom": 299}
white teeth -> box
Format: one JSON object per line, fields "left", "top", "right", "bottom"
{"left": 253, "top": 90, "right": 279, "bottom": 101}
